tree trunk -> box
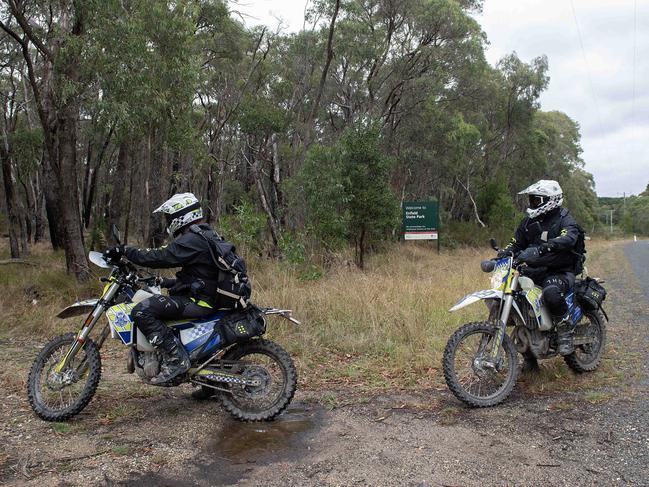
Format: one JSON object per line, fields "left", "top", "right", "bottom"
{"left": 123, "top": 163, "right": 134, "bottom": 244}
{"left": 108, "top": 139, "right": 130, "bottom": 236}
{"left": 246, "top": 140, "right": 280, "bottom": 250}
{"left": 355, "top": 225, "right": 366, "bottom": 269}
{"left": 270, "top": 133, "right": 282, "bottom": 222}
{"left": 146, "top": 130, "right": 166, "bottom": 247}
{"left": 0, "top": 150, "right": 22, "bottom": 258}
{"left": 83, "top": 126, "right": 113, "bottom": 228}
{"left": 56, "top": 108, "right": 89, "bottom": 279}
{"left": 31, "top": 155, "right": 44, "bottom": 243}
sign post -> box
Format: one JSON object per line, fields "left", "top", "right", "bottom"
{"left": 402, "top": 201, "right": 440, "bottom": 252}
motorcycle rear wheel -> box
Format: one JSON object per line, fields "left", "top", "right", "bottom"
{"left": 27, "top": 333, "right": 102, "bottom": 421}
{"left": 217, "top": 338, "right": 297, "bottom": 421}
{"left": 443, "top": 322, "right": 519, "bottom": 407}
{"left": 564, "top": 310, "right": 606, "bottom": 373}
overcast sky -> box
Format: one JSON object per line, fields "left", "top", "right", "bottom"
{"left": 234, "top": 0, "right": 648, "bottom": 196}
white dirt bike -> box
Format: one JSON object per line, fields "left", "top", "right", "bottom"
{"left": 27, "top": 228, "right": 300, "bottom": 422}
{"left": 443, "top": 239, "right": 607, "bottom": 407}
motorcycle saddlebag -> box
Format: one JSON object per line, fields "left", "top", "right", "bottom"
{"left": 219, "top": 305, "right": 266, "bottom": 346}
{"left": 575, "top": 277, "right": 607, "bottom": 312}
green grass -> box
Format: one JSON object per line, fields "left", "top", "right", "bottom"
{"left": 583, "top": 391, "right": 615, "bottom": 404}
{"left": 52, "top": 422, "right": 72, "bottom": 434}
{"left": 111, "top": 445, "right": 131, "bottom": 456}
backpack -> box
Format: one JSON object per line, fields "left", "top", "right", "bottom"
{"left": 189, "top": 225, "right": 252, "bottom": 309}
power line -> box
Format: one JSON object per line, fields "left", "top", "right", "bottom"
{"left": 569, "top": 0, "right": 604, "bottom": 136}
{"left": 632, "top": 0, "right": 638, "bottom": 164}
{"left": 569, "top": 0, "right": 611, "bottom": 175}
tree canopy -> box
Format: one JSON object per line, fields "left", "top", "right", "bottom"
{"left": 0, "top": 0, "right": 609, "bottom": 276}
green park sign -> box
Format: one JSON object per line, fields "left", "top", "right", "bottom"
{"left": 403, "top": 201, "right": 439, "bottom": 240}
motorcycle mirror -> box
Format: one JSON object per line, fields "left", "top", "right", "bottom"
{"left": 489, "top": 238, "right": 499, "bottom": 251}
{"left": 112, "top": 224, "right": 122, "bottom": 245}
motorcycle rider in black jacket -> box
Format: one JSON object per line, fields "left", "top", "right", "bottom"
{"left": 500, "top": 180, "right": 583, "bottom": 358}
{"left": 104, "top": 193, "right": 231, "bottom": 385}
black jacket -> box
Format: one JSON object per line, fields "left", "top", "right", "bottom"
{"left": 124, "top": 224, "right": 222, "bottom": 304}
{"left": 505, "top": 207, "right": 580, "bottom": 273}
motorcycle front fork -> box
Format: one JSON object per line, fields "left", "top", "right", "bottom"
{"left": 488, "top": 275, "right": 520, "bottom": 363}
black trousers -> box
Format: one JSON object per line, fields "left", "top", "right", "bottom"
{"left": 541, "top": 273, "right": 575, "bottom": 318}
{"left": 132, "top": 295, "right": 213, "bottom": 347}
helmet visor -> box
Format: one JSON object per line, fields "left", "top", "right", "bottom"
{"left": 528, "top": 194, "right": 545, "bottom": 210}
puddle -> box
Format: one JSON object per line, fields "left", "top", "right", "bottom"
{"left": 121, "top": 403, "right": 325, "bottom": 487}
{"left": 206, "top": 404, "right": 324, "bottom": 464}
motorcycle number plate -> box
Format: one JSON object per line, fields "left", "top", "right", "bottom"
{"left": 107, "top": 303, "right": 137, "bottom": 345}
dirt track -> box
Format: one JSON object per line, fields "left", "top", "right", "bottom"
{"left": 1, "top": 241, "right": 649, "bottom": 486}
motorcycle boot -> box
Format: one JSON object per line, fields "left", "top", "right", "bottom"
{"left": 149, "top": 332, "right": 191, "bottom": 385}
{"left": 556, "top": 313, "right": 575, "bottom": 356}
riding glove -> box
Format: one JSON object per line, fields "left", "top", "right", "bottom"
{"left": 104, "top": 244, "right": 125, "bottom": 261}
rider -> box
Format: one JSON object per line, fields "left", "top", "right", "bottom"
{"left": 500, "top": 180, "right": 583, "bottom": 357}
{"left": 104, "top": 193, "right": 230, "bottom": 385}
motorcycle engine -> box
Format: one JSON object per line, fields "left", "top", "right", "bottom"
{"left": 513, "top": 326, "right": 550, "bottom": 357}
{"left": 134, "top": 351, "right": 161, "bottom": 379}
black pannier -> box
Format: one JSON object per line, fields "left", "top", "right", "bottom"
{"left": 575, "top": 277, "right": 607, "bottom": 312}
{"left": 219, "top": 305, "right": 266, "bottom": 346}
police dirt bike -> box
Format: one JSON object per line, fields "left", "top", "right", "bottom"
{"left": 27, "top": 228, "right": 300, "bottom": 422}
{"left": 443, "top": 239, "right": 607, "bottom": 407}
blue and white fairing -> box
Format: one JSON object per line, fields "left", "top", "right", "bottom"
{"left": 106, "top": 302, "right": 228, "bottom": 355}
{"left": 172, "top": 311, "right": 229, "bottom": 354}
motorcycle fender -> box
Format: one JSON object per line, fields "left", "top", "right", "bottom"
{"left": 449, "top": 289, "right": 503, "bottom": 312}
{"left": 449, "top": 289, "right": 526, "bottom": 324}
{"left": 56, "top": 299, "right": 99, "bottom": 319}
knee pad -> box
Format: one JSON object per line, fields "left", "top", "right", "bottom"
{"left": 542, "top": 285, "right": 567, "bottom": 316}
{"left": 131, "top": 301, "right": 152, "bottom": 325}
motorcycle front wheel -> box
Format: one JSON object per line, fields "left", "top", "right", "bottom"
{"left": 217, "top": 338, "right": 297, "bottom": 421}
{"left": 443, "top": 322, "right": 519, "bottom": 407}
{"left": 27, "top": 332, "right": 102, "bottom": 421}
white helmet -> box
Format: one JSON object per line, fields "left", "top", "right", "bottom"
{"left": 518, "top": 180, "right": 563, "bottom": 219}
{"left": 154, "top": 192, "right": 203, "bottom": 236}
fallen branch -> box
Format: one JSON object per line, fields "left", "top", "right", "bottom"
{"left": 0, "top": 259, "right": 38, "bottom": 266}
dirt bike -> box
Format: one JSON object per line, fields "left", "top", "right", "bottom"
{"left": 442, "top": 239, "right": 607, "bottom": 407}
{"left": 27, "top": 227, "right": 300, "bottom": 422}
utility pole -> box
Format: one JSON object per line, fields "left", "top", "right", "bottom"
{"left": 610, "top": 209, "right": 614, "bottom": 233}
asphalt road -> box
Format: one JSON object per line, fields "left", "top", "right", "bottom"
{"left": 626, "top": 240, "right": 649, "bottom": 299}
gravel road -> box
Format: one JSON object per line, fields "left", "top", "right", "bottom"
{"left": 1, "top": 241, "right": 648, "bottom": 486}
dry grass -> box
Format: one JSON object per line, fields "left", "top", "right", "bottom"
{"left": 254, "top": 244, "right": 491, "bottom": 390}
{"left": 0, "top": 237, "right": 632, "bottom": 394}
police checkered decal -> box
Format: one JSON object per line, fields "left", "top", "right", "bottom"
{"left": 186, "top": 323, "right": 214, "bottom": 341}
